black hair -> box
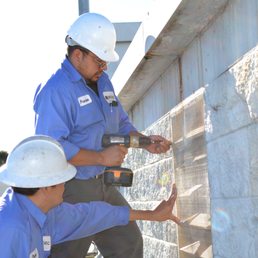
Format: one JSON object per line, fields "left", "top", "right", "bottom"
{"left": 0, "top": 151, "right": 8, "bottom": 166}
{"left": 12, "top": 187, "right": 39, "bottom": 196}
{"left": 67, "top": 45, "right": 90, "bottom": 57}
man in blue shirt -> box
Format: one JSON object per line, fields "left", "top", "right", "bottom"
{"left": 33, "top": 12, "right": 173, "bottom": 258}
{"left": 0, "top": 135, "right": 179, "bottom": 258}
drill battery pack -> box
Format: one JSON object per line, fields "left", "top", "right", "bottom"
{"left": 104, "top": 167, "right": 133, "bottom": 187}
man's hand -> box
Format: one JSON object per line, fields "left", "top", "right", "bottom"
{"left": 151, "top": 184, "right": 180, "bottom": 224}
{"left": 99, "top": 145, "right": 128, "bottom": 166}
{"left": 144, "top": 135, "right": 172, "bottom": 154}
{"left": 129, "top": 184, "right": 181, "bottom": 225}
{"left": 68, "top": 145, "right": 128, "bottom": 167}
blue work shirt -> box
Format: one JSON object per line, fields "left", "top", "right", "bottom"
{"left": 33, "top": 57, "right": 136, "bottom": 179}
{"left": 0, "top": 188, "right": 129, "bottom": 258}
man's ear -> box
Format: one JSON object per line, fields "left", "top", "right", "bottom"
{"left": 73, "top": 48, "right": 84, "bottom": 61}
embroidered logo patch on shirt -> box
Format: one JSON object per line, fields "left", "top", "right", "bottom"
{"left": 103, "top": 91, "right": 116, "bottom": 104}
{"left": 78, "top": 95, "right": 92, "bottom": 106}
{"left": 43, "top": 235, "right": 51, "bottom": 251}
{"left": 29, "top": 248, "right": 39, "bottom": 258}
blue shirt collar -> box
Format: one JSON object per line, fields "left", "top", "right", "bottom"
{"left": 61, "top": 56, "right": 109, "bottom": 86}
{"left": 16, "top": 192, "right": 47, "bottom": 229}
{"left": 62, "top": 56, "right": 83, "bottom": 83}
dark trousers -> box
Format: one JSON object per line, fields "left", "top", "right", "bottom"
{"left": 50, "top": 177, "right": 143, "bottom": 258}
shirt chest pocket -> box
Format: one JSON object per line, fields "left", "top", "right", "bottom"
{"left": 103, "top": 101, "right": 120, "bottom": 134}
{"left": 75, "top": 95, "right": 104, "bottom": 132}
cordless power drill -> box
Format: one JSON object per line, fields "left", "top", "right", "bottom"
{"left": 101, "top": 134, "right": 155, "bottom": 187}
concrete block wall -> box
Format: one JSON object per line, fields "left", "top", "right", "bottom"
{"left": 201, "top": 1, "right": 258, "bottom": 255}
{"left": 205, "top": 45, "right": 258, "bottom": 258}
{"left": 129, "top": 0, "right": 258, "bottom": 132}
{"left": 122, "top": 112, "right": 179, "bottom": 258}
{"left": 123, "top": 0, "right": 258, "bottom": 257}
{"left": 124, "top": 89, "right": 212, "bottom": 258}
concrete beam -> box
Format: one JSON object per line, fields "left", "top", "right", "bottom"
{"left": 112, "top": 0, "right": 228, "bottom": 111}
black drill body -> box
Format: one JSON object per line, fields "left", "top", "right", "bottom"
{"left": 101, "top": 134, "right": 153, "bottom": 187}
{"left": 101, "top": 134, "right": 152, "bottom": 148}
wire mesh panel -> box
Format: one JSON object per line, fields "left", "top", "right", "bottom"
{"left": 171, "top": 89, "right": 212, "bottom": 258}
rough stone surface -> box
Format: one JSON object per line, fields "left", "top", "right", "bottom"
{"left": 119, "top": 1, "right": 258, "bottom": 257}
{"left": 205, "top": 45, "right": 258, "bottom": 258}
{"left": 143, "top": 236, "right": 178, "bottom": 258}
{"left": 232, "top": 47, "right": 258, "bottom": 121}
{"left": 123, "top": 158, "right": 174, "bottom": 202}
{"left": 123, "top": 112, "right": 179, "bottom": 257}
{"left": 211, "top": 198, "right": 258, "bottom": 258}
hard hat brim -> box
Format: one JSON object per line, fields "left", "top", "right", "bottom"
{"left": 66, "top": 36, "right": 119, "bottom": 62}
{"left": 0, "top": 163, "right": 76, "bottom": 188}
{"left": 96, "top": 49, "right": 119, "bottom": 63}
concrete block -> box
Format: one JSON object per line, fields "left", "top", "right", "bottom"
{"left": 204, "top": 71, "right": 251, "bottom": 142}
{"left": 207, "top": 127, "right": 250, "bottom": 199}
{"left": 231, "top": 45, "right": 258, "bottom": 120}
{"left": 123, "top": 158, "right": 174, "bottom": 202}
{"left": 143, "top": 236, "right": 179, "bottom": 258}
{"left": 124, "top": 112, "right": 172, "bottom": 171}
{"left": 211, "top": 197, "right": 258, "bottom": 258}
{"left": 207, "top": 123, "right": 258, "bottom": 199}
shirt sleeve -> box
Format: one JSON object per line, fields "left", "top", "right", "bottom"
{"left": 34, "top": 85, "right": 80, "bottom": 160}
{"left": 49, "top": 201, "right": 130, "bottom": 245}
{"left": 0, "top": 226, "right": 29, "bottom": 257}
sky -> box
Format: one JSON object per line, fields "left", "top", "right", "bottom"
{"left": 0, "top": 0, "right": 155, "bottom": 152}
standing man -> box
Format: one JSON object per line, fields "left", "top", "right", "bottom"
{"left": 0, "top": 135, "right": 180, "bottom": 258}
{"left": 33, "top": 12, "right": 172, "bottom": 258}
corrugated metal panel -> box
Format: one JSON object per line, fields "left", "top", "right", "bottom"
{"left": 201, "top": 0, "right": 258, "bottom": 85}
{"left": 130, "top": 59, "right": 181, "bottom": 131}
{"left": 128, "top": 0, "right": 258, "bottom": 132}
{"left": 181, "top": 38, "right": 203, "bottom": 99}
{"left": 113, "top": 0, "right": 229, "bottom": 111}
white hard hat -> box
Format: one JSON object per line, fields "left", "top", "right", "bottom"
{"left": 66, "top": 12, "right": 119, "bottom": 62}
{"left": 0, "top": 135, "right": 76, "bottom": 188}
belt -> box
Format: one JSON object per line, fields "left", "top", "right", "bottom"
{"left": 94, "top": 174, "right": 103, "bottom": 179}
